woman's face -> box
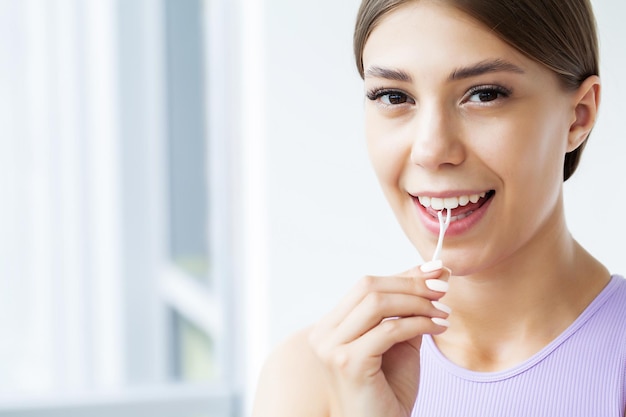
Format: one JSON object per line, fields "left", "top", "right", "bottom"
{"left": 363, "top": 1, "right": 580, "bottom": 275}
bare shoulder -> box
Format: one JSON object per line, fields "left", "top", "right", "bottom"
{"left": 251, "top": 326, "right": 330, "bottom": 417}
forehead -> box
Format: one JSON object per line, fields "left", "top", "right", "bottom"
{"left": 362, "top": 1, "right": 531, "bottom": 77}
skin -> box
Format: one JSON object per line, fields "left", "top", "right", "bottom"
{"left": 252, "top": 1, "right": 609, "bottom": 416}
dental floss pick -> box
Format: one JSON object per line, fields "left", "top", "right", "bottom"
{"left": 419, "top": 208, "right": 451, "bottom": 273}
{"left": 431, "top": 208, "right": 451, "bottom": 262}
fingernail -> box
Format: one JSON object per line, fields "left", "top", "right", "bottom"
{"left": 420, "top": 260, "right": 443, "bottom": 273}
{"left": 425, "top": 279, "right": 449, "bottom": 292}
{"left": 431, "top": 300, "right": 452, "bottom": 314}
{"left": 431, "top": 317, "right": 450, "bottom": 327}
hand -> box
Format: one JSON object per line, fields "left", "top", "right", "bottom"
{"left": 308, "top": 263, "right": 451, "bottom": 417}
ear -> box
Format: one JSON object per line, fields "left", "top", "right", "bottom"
{"left": 567, "top": 75, "right": 601, "bottom": 152}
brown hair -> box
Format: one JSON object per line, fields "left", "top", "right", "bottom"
{"left": 354, "top": 0, "right": 599, "bottom": 181}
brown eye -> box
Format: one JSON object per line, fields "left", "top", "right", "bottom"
{"left": 366, "top": 88, "right": 416, "bottom": 107}
{"left": 474, "top": 91, "right": 498, "bottom": 102}
{"left": 383, "top": 92, "right": 409, "bottom": 105}
{"left": 466, "top": 85, "right": 511, "bottom": 104}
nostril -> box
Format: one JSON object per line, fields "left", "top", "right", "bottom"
{"left": 410, "top": 143, "right": 466, "bottom": 169}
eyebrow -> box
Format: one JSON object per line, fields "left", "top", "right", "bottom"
{"left": 364, "top": 59, "right": 525, "bottom": 82}
{"left": 449, "top": 59, "right": 525, "bottom": 80}
{"left": 364, "top": 66, "right": 413, "bottom": 82}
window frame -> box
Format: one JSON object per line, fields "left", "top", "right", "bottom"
{"left": 117, "top": 0, "right": 237, "bottom": 393}
{"left": 0, "top": 0, "right": 243, "bottom": 415}
{"left": 117, "top": 0, "right": 240, "bottom": 405}
{"left": 0, "top": 386, "right": 235, "bottom": 417}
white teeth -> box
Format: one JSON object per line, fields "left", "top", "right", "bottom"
{"left": 430, "top": 197, "right": 444, "bottom": 210}
{"left": 443, "top": 197, "right": 458, "bottom": 209}
{"left": 418, "top": 192, "right": 488, "bottom": 209}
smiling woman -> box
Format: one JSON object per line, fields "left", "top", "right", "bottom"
{"left": 251, "top": 1, "right": 626, "bottom": 416}
{"left": 361, "top": 2, "right": 592, "bottom": 275}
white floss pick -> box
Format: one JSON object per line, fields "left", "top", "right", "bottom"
{"left": 431, "top": 208, "right": 451, "bottom": 262}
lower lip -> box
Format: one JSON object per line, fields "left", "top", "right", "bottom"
{"left": 413, "top": 194, "right": 494, "bottom": 237}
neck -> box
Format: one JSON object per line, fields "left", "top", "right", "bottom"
{"left": 435, "top": 209, "right": 609, "bottom": 371}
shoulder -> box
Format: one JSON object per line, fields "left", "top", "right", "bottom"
{"left": 586, "top": 276, "right": 626, "bottom": 334}
{"left": 609, "top": 276, "right": 626, "bottom": 336}
{"left": 585, "top": 276, "right": 626, "bottom": 362}
{"left": 602, "top": 276, "right": 626, "bottom": 319}
{"left": 611, "top": 275, "right": 626, "bottom": 296}
{"left": 251, "top": 327, "right": 330, "bottom": 417}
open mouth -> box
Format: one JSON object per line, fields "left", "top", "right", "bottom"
{"left": 416, "top": 190, "right": 495, "bottom": 221}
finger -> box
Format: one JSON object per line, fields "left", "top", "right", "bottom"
{"left": 419, "top": 262, "right": 452, "bottom": 282}
{"left": 354, "top": 315, "right": 448, "bottom": 358}
{"left": 318, "top": 269, "right": 448, "bottom": 330}
{"left": 329, "top": 316, "right": 446, "bottom": 379}
{"left": 332, "top": 292, "right": 446, "bottom": 345}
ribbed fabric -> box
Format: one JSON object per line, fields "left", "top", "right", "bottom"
{"left": 413, "top": 275, "right": 626, "bottom": 417}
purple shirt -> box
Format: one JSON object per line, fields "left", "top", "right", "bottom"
{"left": 413, "top": 275, "right": 626, "bottom": 416}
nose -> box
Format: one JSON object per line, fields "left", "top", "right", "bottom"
{"left": 410, "top": 104, "right": 465, "bottom": 170}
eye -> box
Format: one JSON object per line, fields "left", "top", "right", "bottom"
{"left": 366, "top": 88, "right": 415, "bottom": 106}
{"left": 465, "top": 85, "right": 511, "bottom": 104}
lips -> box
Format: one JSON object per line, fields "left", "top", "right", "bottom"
{"left": 414, "top": 190, "right": 495, "bottom": 225}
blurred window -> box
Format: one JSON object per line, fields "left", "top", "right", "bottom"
{"left": 0, "top": 0, "right": 237, "bottom": 416}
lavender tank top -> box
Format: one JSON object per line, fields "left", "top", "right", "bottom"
{"left": 413, "top": 275, "right": 626, "bottom": 416}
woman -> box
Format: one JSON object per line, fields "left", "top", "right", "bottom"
{"left": 252, "top": 0, "right": 626, "bottom": 415}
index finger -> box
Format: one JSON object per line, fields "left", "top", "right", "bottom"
{"left": 317, "top": 266, "right": 448, "bottom": 331}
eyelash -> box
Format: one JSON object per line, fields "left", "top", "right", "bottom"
{"left": 464, "top": 84, "right": 512, "bottom": 103}
{"left": 365, "top": 84, "right": 513, "bottom": 107}
{"left": 366, "top": 88, "right": 413, "bottom": 104}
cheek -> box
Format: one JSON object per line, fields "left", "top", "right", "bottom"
{"left": 508, "top": 118, "right": 568, "bottom": 185}
{"left": 365, "top": 118, "right": 410, "bottom": 190}
{"left": 474, "top": 112, "right": 569, "bottom": 233}
{"left": 473, "top": 109, "right": 568, "bottom": 184}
